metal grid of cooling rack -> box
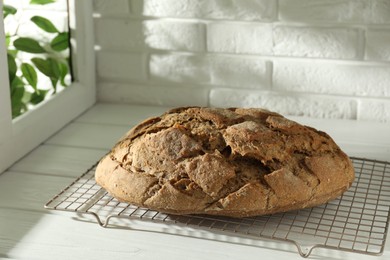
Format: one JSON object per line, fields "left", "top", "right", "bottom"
{"left": 45, "top": 157, "right": 390, "bottom": 258}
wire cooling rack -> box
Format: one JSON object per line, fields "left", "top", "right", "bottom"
{"left": 45, "top": 157, "right": 390, "bottom": 258}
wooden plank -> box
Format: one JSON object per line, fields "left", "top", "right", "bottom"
{"left": 1, "top": 103, "right": 390, "bottom": 260}
{"left": 0, "top": 209, "right": 143, "bottom": 259}
{"left": 9, "top": 145, "right": 105, "bottom": 178}
{"left": 76, "top": 103, "right": 170, "bottom": 126}
{"left": 0, "top": 209, "right": 46, "bottom": 257}
{"left": 1, "top": 208, "right": 388, "bottom": 260}
{"left": 0, "top": 171, "right": 73, "bottom": 212}
{"left": 0, "top": 208, "right": 300, "bottom": 260}
{"left": 44, "top": 122, "right": 129, "bottom": 150}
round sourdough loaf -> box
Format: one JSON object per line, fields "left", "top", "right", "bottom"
{"left": 95, "top": 107, "right": 355, "bottom": 218}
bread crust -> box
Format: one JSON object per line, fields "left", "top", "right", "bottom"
{"left": 95, "top": 107, "right": 355, "bottom": 218}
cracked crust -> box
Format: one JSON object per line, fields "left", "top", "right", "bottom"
{"left": 95, "top": 107, "right": 355, "bottom": 218}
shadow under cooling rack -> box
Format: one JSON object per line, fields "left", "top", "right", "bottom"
{"left": 45, "top": 157, "right": 390, "bottom": 258}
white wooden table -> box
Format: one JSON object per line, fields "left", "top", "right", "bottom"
{"left": 1, "top": 103, "right": 390, "bottom": 260}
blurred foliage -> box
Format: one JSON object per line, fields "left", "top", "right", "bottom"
{"left": 3, "top": 0, "right": 70, "bottom": 118}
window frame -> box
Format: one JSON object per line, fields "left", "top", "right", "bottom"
{"left": 0, "top": 0, "right": 96, "bottom": 173}
{"left": 0, "top": 1, "right": 12, "bottom": 146}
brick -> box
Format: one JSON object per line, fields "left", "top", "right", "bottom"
{"left": 97, "top": 51, "right": 146, "bottom": 80}
{"left": 144, "top": 20, "right": 205, "bottom": 52}
{"left": 365, "top": 29, "right": 390, "bottom": 61}
{"left": 97, "top": 82, "right": 209, "bottom": 107}
{"left": 273, "top": 61, "right": 390, "bottom": 97}
{"left": 132, "top": 0, "right": 276, "bottom": 21}
{"left": 149, "top": 54, "right": 210, "bottom": 84}
{"left": 209, "top": 89, "right": 357, "bottom": 119}
{"left": 95, "top": 19, "right": 205, "bottom": 52}
{"left": 370, "top": 0, "right": 390, "bottom": 24}
{"left": 149, "top": 54, "right": 270, "bottom": 88}
{"left": 279, "top": 0, "right": 390, "bottom": 24}
{"left": 273, "top": 26, "right": 360, "bottom": 59}
{"left": 210, "top": 56, "right": 270, "bottom": 88}
{"left": 358, "top": 99, "right": 390, "bottom": 122}
{"left": 207, "top": 22, "right": 273, "bottom": 55}
{"left": 94, "top": 18, "right": 144, "bottom": 50}
{"left": 279, "top": 0, "right": 370, "bottom": 23}
{"left": 93, "top": 0, "right": 130, "bottom": 15}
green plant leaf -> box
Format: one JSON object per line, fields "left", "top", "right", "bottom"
{"left": 11, "top": 78, "right": 25, "bottom": 102}
{"left": 31, "top": 58, "right": 61, "bottom": 90}
{"left": 50, "top": 78, "right": 58, "bottom": 91}
{"left": 58, "top": 62, "right": 69, "bottom": 86}
{"left": 3, "top": 5, "right": 17, "bottom": 15}
{"left": 31, "top": 16, "right": 59, "bottom": 33}
{"left": 48, "top": 58, "right": 60, "bottom": 78}
{"left": 5, "top": 34, "right": 11, "bottom": 47}
{"left": 7, "top": 49, "right": 18, "bottom": 58}
{"left": 11, "top": 76, "right": 25, "bottom": 90}
{"left": 14, "top": 37, "right": 46, "bottom": 53}
{"left": 7, "top": 53, "right": 17, "bottom": 83}
{"left": 12, "top": 103, "right": 24, "bottom": 118}
{"left": 21, "top": 63, "right": 38, "bottom": 90}
{"left": 30, "top": 0, "right": 56, "bottom": 5}
{"left": 11, "top": 86, "right": 25, "bottom": 102}
{"left": 22, "top": 90, "right": 33, "bottom": 104}
{"left": 3, "top": 5, "right": 17, "bottom": 18}
{"left": 10, "top": 77, "right": 26, "bottom": 118}
{"left": 30, "top": 90, "right": 49, "bottom": 104}
{"left": 48, "top": 58, "right": 60, "bottom": 90}
{"left": 50, "top": 33, "right": 69, "bottom": 51}
{"left": 31, "top": 58, "right": 52, "bottom": 77}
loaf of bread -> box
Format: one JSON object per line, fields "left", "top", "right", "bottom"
{"left": 95, "top": 107, "right": 355, "bottom": 218}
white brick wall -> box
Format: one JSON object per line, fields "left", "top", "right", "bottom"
{"left": 149, "top": 54, "right": 211, "bottom": 84}
{"left": 93, "top": 0, "right": 130, "bottom": 15}
{"left": 279, "top": 0, "right": 390, "bottom": 24}
{"left": 273, "top": 61, "right": 390, "bottom": 97}
{"left": 133, "top": 0, "right": 277, "bottom": 21}
{"left": 365, "top": 29, "right": 390, "bottom": 61}
{"left": 273, "top": 26, "right": 360, "bottom": 59}
{"left": 95, "top": 19, "right": 144, "bottom": 50}
{"left": 210, "top": 89, "right": 357, "bottom": 119}
{"left": 97, "top": 52, "right": 146, "bottom": 81}
{"left": 98, "top": 82, "right": 209, "bottom": 107}
{"left": 207, "top": 22, "right": 273, "bottom": 54}
{"left": 144, "top": 20, "right": 206, "bottom": 52}
{"left": 149, "top": 53, "right": 270, "bottom": 88}
{"left": 359, "top": 99, "right": 390, "bottom": 122}
{"left": 93, "top": 0, "right": 390, "bottom": 122}
{"left": 279, "top": 0, "right": 371, "bottom": 23}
